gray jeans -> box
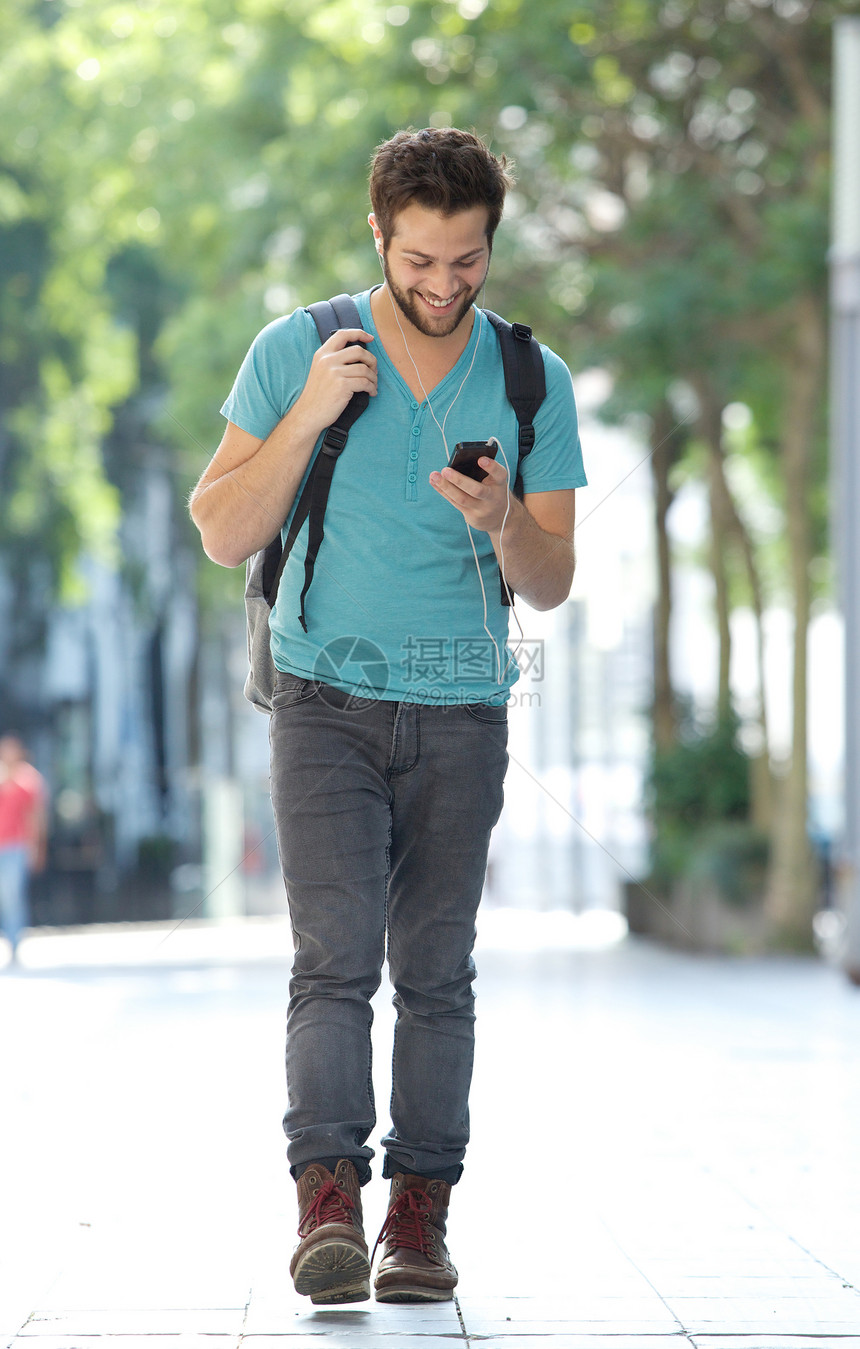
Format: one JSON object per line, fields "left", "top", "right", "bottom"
{"left": 269, "top": 672, "right": 508, "bottom": 1183}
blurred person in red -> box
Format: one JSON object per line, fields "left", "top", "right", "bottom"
{"left": 0, "top": 734, "right": 47, "bottom": 963}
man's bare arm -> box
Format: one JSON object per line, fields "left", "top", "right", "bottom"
{"left": 190, "top": 329, "right": 377, "bottom": 567}
{"left": 190, "top": 416, "right": 315, "bottom": 569}
{"left": 487, "top": 488, "right": 576, "bottom": 611}
{"left": 429, "top": 455, "right": 576, "bottom": 611}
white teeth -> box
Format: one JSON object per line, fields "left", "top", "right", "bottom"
{"left": 424, "top": 295, "right": 457, "bottom": 307}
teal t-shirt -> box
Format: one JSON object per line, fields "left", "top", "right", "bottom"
{"left": 221, "top": 289, "right": 587, "bottom": 705}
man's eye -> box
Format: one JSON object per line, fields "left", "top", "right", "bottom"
{"left": 407, "top": 259, "right": 481, "bottom": 268}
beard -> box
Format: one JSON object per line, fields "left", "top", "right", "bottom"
{"left": 380, "top": 253, "right": 485, "bottom": 338}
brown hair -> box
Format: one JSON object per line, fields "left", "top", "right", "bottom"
{"left": 369, "top": 127, "right": 515, "bottom": 245}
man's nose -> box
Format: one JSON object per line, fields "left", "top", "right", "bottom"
{"left": 426, "top": 266, "right": 460, "bottom": 295}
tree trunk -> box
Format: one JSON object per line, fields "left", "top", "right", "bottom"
{"left": 708, "top": 466, "right": 733, "bottom": 725}
{"left": 695, "top": 378, "right": 773, "bottom": 830}
{"left": 725, "top": 499, "right": 773, "bottom": 833}
{"left": 651, "top": 399, "right": 679, "bottom": 752}
{"left": 697, "top": 386, "right": 733, "bottom": 725}
{"left": 763, "top": 292, "right": 826, "bottom": 945}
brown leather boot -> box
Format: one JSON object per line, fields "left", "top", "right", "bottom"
{"left": 289, "top": 1160, "right": 370, "bottom": 1304}
{"left": 372, "top": 1173, "right": 458, "bottom": 1303}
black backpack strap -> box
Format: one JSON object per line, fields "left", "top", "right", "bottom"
{"left": 483, "top": 310, "right": 547, "bottom": 605}
{"left": 263, "top": 295, "right": 369, "bottom": 630}
{"left": 307, "top": 293, "right": 363, "bottom": 343}
{"left": 483, "top": 310, "right": 546, "bottom": 491}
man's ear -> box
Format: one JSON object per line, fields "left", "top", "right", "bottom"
{"left": 368, "top": 213, "right": 384, "bottom": 253}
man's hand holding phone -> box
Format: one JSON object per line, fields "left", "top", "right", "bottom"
{"left": 430, "top": 439, "right": 513, "bottom": 535}
{"left": 447, "top": 440, "right": 498, "bottom": 481}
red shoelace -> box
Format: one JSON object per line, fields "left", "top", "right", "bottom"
{"left": 372, "top": 1187, "right": 434, "bottom": 1261}
{"left": 298, "top": 1177, "right": 356, "bottom": 1236}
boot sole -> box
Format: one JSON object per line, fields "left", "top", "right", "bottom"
{"left": 292, "top": 1238, "right": 371, "bottom": 1305}
{"left": 374, "top": 1283, "right": 454, "bottom": 1303}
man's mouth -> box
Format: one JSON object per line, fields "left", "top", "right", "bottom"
{"left": 419, "top": 292, "right": 461, "bottom": 310}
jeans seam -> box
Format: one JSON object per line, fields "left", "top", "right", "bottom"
{"left": 371, "top": 811, "right": 392, "bottom": 1132}
{"left": 383, "top": 807, "right": 395, "bottom": 1149}
{"left": 387, "top": 703, "right": 420, "bottom": 777}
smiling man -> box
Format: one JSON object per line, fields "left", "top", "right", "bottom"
{"left": 190, "top": 127, "right": 587, "bottom": 1306}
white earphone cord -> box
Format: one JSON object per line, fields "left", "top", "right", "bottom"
{"left": 385, "top": 283, "right": 524, "bottom": 684}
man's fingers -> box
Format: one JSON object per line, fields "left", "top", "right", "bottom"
{"left": 478, "top": 456, "right": 507, "bottom": 481}
{"left": 319, "top": 332, "right": 376, "bottom": 372}
{"left": 438, "top": 465, "right": 488, "bottom": 495}
{"left": 439, "top": 459, "right": 506, "bottom": 492}
{"left": 324, "top": 328, "right": 374, "bottom": 349}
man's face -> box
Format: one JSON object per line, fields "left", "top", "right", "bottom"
{"left": 373, "top": 203, "right": 491, "bottom": 339}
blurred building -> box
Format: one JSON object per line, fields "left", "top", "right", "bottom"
{"left": 0, "top": 452, "right": 203, "bottom": 925}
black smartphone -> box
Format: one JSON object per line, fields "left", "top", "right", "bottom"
{"left": 449, "top": 441, "right": 497, "bottom": 482}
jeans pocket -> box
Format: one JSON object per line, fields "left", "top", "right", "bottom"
{"left": 272, "top": 671, "right": 319, "bottom": 709}
{"left": 463, "top": 701, "right": 508, "bottom": 725}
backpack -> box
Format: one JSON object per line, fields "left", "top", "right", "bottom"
{"left": 243, "top": 293, "right": 547, "bottom": 713}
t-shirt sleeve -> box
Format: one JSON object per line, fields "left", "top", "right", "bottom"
{"left": 220, "top": 309, "right": 318, "bottom": 441}
{"left": 518, "top": 345, "right": 587, "bottom": 494}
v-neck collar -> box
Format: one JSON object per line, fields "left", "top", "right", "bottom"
{"left": 360, "top": 286, "right": 482, "bottom": 408}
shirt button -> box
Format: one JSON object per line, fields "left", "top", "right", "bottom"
{"left": 411, "top": 401, "right": 419, "bottom": 411}
{"left": 411, "top": 426, "right": 420, "bottom": 437}
{"left": 408, "top": 472, "right": 417, "bottom": 482}
{"left": 410, "top": 450, "right": 418, "bottom": 460}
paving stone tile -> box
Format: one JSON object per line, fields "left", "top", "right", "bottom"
{"left": 244, "top": 1299, "right": 458, "bottom": 1335}
{"left": 462, "top": 1330, "right": 687, "bottom": 1341}
{"left": 243, "top": 1336, "right": 460, "bottom": 1347}
{"left": 691, "top": 1340, "right": 860, "bottom": 1349}
{"left": 18, "top": 1311, "right": 245, "bottom": 1337}
{"left": 667, "top": 1294, "right": 860, "bottom": 1330}
{"left": 462, "top": 1325, "right": 684, "bottom": 1338}
{"left": 368, "top": 1302, "right": 463, "bottom": 1329}
{"left": 8, "top": 1340, "right": 240, "bottom": 1349}
{"left": 464, "top": 1338, "right": 688, "bottom": 1349}
{"left": 30, "top": 1294, "right": 252, "bottom": 1316}
{"left": 686, "top": 1320, "right": 860, "bottom": 1336}
{"left": 457, "top": 1294, "right": 666, "bottom": 1318}
{"left": 22, "top": 1228, "right": 255, "bottom": 1316}
{"left": 457, "top": 1294, "right": 681, "bottom": 1333}
{"left": 651, "top": 1276, "right": 854, "bottom": 1298}
{"left": 0, "top": 1313, "right": 32, "bottom": 1343}
{"left": 31, "top": 1270, "right": 252, "bottom": 1317}
{"left": 640, "top": 1260, "right": 828, "bottom": 1282}
{"left": 688, "top": 1324, "right": 860, "bottom": 1337}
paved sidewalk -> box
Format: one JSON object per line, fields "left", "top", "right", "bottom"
{"left": 2, "top": 913, "right": 860, "bottom": 1349}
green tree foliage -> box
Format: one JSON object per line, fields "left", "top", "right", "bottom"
{"left": 1, "top": 0, "right": 846, "bottom": 938}
{"left": 0, "top": 0, "right": 135, "bottom": 600}
{"left": 647, "top": 711, "right": 768, "bottom": 909}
